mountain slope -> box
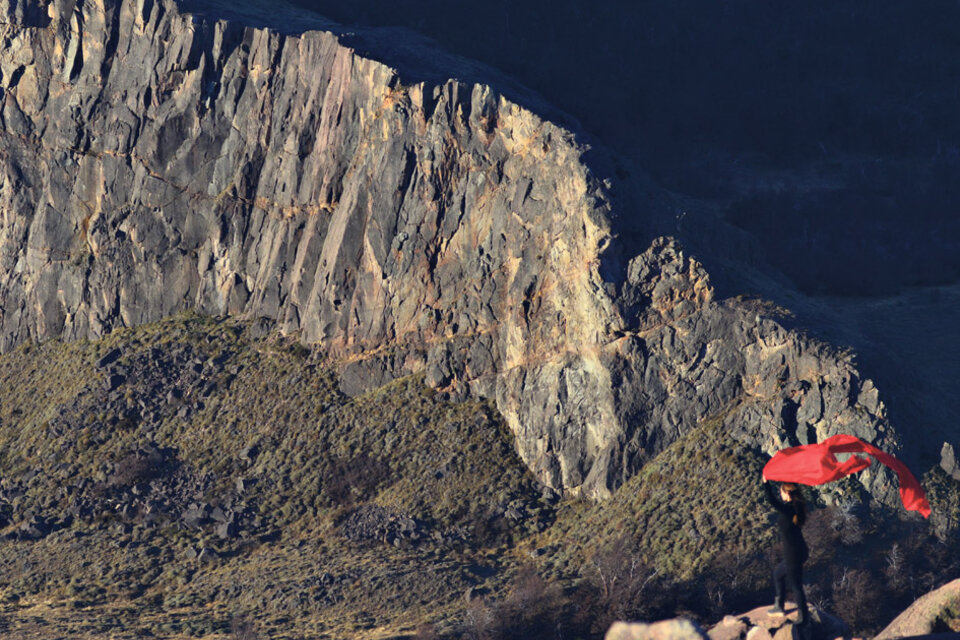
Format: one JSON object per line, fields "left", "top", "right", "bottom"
{"left": 0, "top": 312, "right": 553, "bottom": 638}
{"left": 0, "top": 318, "right": 955, "bottom": 637}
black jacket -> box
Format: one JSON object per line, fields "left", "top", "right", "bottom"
{"left": 764, "top": 481, "right": 809, "bottom": 567}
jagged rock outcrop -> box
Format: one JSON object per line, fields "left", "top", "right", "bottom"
{"left": 499, "top": 237, "right": 902, "bottom": 498}
{"left": 940, "top": 443, "right": 960, "bottom": 481}
{"left": 0, "top": 0, "right": 902, "bottom": 500}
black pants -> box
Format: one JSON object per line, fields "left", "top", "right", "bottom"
{"left": 773, "top": 561, "right": 808, "bottom": 623}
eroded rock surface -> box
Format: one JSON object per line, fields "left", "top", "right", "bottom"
{"left": 0, "top": 0, "right": 902, "bottom": 500}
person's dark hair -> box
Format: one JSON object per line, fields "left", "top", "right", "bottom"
{"left": 780, "top": 482, "right": 806, "bottom": 526}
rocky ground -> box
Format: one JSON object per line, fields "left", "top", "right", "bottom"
{"left": 608, "top": 579, "right": 960, "bottom": 640}
{"left": 607, "top": 604, "right": 849, "bottom": 640}
{"left": 0, "top": 314, "right": 553, "bottom": 638}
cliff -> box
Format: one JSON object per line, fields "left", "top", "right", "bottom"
{"left": 0, "top": 0, "right": 902, "bottom": 501}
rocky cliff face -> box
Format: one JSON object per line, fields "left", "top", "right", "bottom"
{"left": 0, "top": 0, "right": 901, "bottom": 500}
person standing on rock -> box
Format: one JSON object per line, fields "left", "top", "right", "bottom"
{"left": 762, "top": 474, "right": 809, "bottom": 625}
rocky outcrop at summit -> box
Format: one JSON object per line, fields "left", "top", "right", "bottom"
{"left": 707, "top": 603, "right": 850, "bottom": 640}
{"left": 606, "top": 604, "right": 850, "bottom": 640}
{"left": 0, "top": 0, "right": 902, "bottom": 500}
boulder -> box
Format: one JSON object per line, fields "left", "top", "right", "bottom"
{"left": 181, "top": 507, "right": 207, "bottom": 528}
{"left": 239, "top": 446, "right": 259, "bottom": 465}
{"left": 216, "top": 522, "right": 237, "bottom": 539}
{"left": 710, "top": 616, "right": 749, "bottom": 640}
{"left": 210, "top": 507, "right": 230, "bottom": 524}
{"left": 746, "top": 627, "right": 773, "bottom": 640}
{"left": 876, "top": 579, "right": 960, "bottom": 640}
{"left": 707, "top": 603, "right": 849, "bottom": 640}
{"left": 16, "top": 515, "right": 50, "bottom": 540}
{"left": 607, "top": 618, "right": 709, "bottom": 640}
{"left": 96, "top": 348, "right": 122, "bottom": 368}
{"left": 105, "top": 373, "right": 126, "bottom": 391}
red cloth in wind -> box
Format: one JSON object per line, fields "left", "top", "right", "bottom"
{"left": 762, "top": 434, "right": 931, "bottom": 518}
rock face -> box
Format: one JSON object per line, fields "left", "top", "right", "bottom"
{"left": 495, "top": 237, "right": 900, "bottom": 498}
{"left": 0, "top": 0, "right": 902, "bottom": 500}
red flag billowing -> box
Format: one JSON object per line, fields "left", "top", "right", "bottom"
{"left": 762, "top": 434, "right": 931, "bottom": 518}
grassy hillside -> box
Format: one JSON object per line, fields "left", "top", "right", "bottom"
{"left": 0, "top": 313, "right": 552, "bottom": 638}
{"left": 535, "top": 415, "right": 773, "bottom": 576}
{"left": 0, "top": 313, "right": 956, "bottom": 638}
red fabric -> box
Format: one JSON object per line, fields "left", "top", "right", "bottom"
{"left": 762, "top": 434, "right": 931, "bottom": 518}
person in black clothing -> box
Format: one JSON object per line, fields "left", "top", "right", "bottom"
{"left": 762, "top": 475, "right": 809, "bottom": 625}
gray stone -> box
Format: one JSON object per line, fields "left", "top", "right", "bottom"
{"left": 16, "top": 515, "right": 49, "bottom": 540}
{"left": 181, "top": 507, "right": 206, "bottom": 528}
{"left": 940, "top": 442, "right": 960, "bottom": 480}
{"left": 210, "top": 507, "right": 231, "bottom": 523}
{"left": 239, "top": 446, "right": 258, "bottom": 464}
{"left": 606, "top": 618, "right": 708, "bottom": 640}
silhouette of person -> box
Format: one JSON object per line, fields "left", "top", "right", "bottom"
{"left": 762, "top": 474, "right": 809, "bottom": 626}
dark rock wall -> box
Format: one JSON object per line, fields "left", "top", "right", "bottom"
{"left": 0, "top": 0, "right": 900, "bottom": 502}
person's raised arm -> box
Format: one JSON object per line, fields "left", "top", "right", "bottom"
{"left": 763, "top": 476, "right": 791, "bottom": 514}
